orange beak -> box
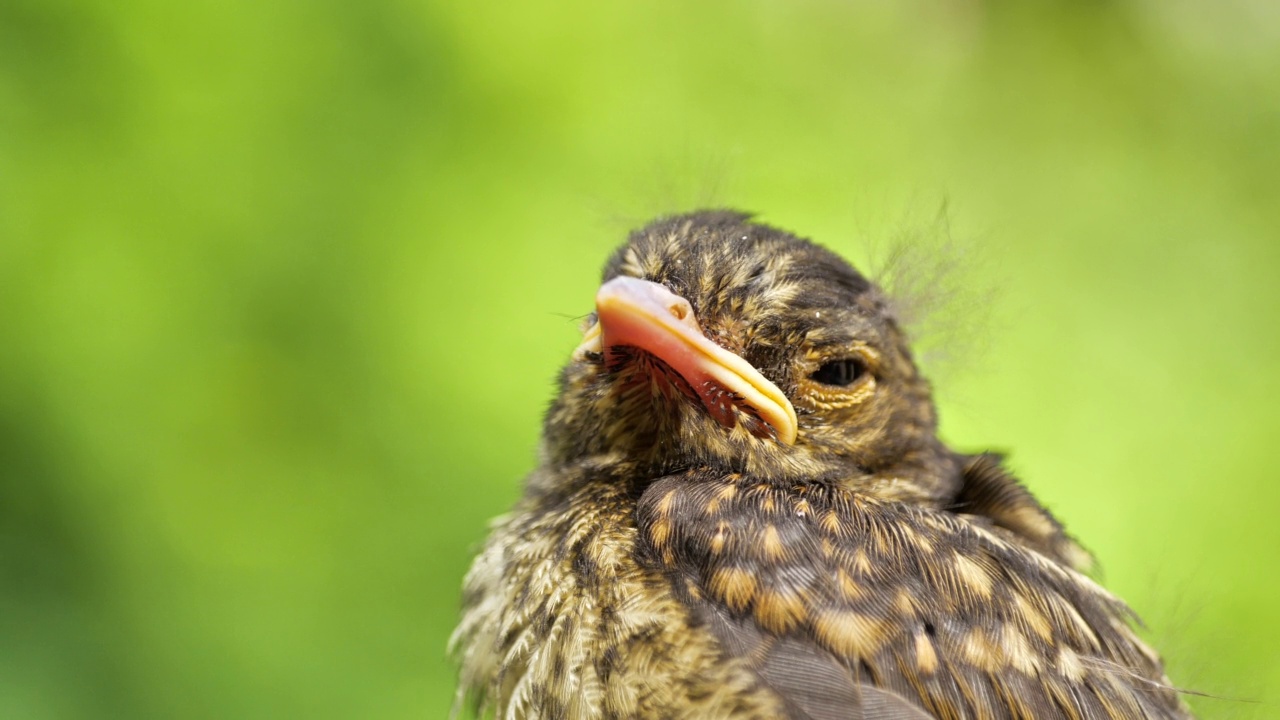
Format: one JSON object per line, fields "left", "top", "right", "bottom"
{"left": 575, "top": 276, "right": 798, "bottom": 445}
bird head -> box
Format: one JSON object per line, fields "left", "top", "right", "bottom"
{"left": 541, "top": 211, "right": 959, "bottom": 500}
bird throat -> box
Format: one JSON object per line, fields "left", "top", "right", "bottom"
{"left": 606, "top": 345, "right": 779, "bottom": 442}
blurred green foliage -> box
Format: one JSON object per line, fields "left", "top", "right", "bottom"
{"left": 1, "top": 0, "right": 1277, "bottom": 717}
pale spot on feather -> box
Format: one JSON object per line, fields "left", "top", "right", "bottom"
{"left": 1008, "top": 504, "right": 1057, "bottom": 539}
{"left": 706, "top": 483, "right": 737, "bottom": 515}
{"left": 754, "top": 589, "right": 807, "bottom": 633}
{"left": 960, "top": 628, "right": 1001, "bottom": 671}
{"left": 710, "top": 522, "right": 728, "bottom": 555}
{"left": 1014, "top": 593, "right": 1053, "bottom": 642}
{"left": 836, "top": 567, "right": 863, "bottom": 600}
{"left": 655, "top": 490, "right": 676, "bottom": 516}
{"left": 821, "top": 511, "right": 843, "bottom": 535}
{"left": 649, "top": 519, "right": 671, "bottom": 548}
{"left": 1057, "top": 647, "right": 1085, "bottom": 682}
{"left": 850, "top": 549, "right": 873, "bottom": 575}
{"left": 899, "top": 522, "right": 933, "bottom": 553}
{"left": 812, "top": 610, "right": 887, "bottom": 658}
{"left": 761, "top": 525, "right": 785, "bottom": 560}
{"left": 952, "top": 553, "right": 994, "bottom": 599}
{"left": 710, "top": 567, "right": 757, "bottom": 613}
{"left": 999, "top": 625, "right": 1039, "bottom": 674}
{"left": 914, "top": 630, "right": 938, "bottom": 675}
{"left": 684, "top": 577, "right": 702, "bottom": 601}
{"left": 1063, "top": 543, "right": 1094, "bottom": 573}
{"left": 746, "top": 484, "right": 778, "bottom": 514}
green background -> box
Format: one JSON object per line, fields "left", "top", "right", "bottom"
{"left": 2, "top": 1, "right": 1276, "bottom": 717}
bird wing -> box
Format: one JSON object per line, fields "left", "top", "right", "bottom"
{"left": 699, "top": 617, "right": 934, "bottom": 720}
{"left": 636, "top": 470, "right": 1189, "bottom": 719}
{"left": 947, "top": 453, "right": 1095, "bottom": 573}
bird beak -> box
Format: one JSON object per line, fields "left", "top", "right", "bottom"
{"left": 576, "top": 276, "right": 798, "bottom": 445}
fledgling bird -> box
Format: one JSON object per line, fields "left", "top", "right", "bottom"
{"left": 452, "top": 211, "right": 1190, "bottom": 719}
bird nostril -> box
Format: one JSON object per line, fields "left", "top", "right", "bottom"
{"left": 669, "top": 303, "right": 689, "bottom": 321}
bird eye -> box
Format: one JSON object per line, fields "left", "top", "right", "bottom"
{"left": 810, "top": 358, "right": 865, "bottom": 387}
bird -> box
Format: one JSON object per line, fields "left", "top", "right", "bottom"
{"left": 451, "top": 210, "right": 1190, "bottom": 719}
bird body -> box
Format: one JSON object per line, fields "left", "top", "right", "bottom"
{"left": 452, "top": 212, "right": 1189, "bottom": 719}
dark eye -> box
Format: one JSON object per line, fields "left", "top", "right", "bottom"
{"left": 810, "top": 358, "right": 865, "bottom": 387}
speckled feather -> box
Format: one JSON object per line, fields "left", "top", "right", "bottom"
{"left": 453, "top": 211, "right": 1190, "bottom": 719}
